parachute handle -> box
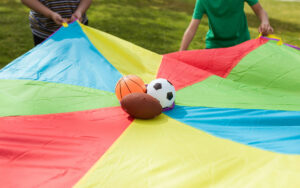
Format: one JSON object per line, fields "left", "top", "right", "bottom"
{"left": 257, "top": 33, "right": 283, "bottom": 46}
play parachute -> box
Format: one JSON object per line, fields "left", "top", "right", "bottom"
{"left": 0, "top": 21, "right": 300, "bottom": 187}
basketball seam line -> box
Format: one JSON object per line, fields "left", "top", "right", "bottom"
{"left": 128, "top": 78, "right": 144, "bottom": 91}
{"left": 119, "top": 80, "right": 123, "bottom": 99}
{"left": 123, "top": 79, "right": 132, "bottom": 93}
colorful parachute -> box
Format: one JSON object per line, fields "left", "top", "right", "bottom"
{"left": 0, "top": 21, "right": 300, "bottom": 187}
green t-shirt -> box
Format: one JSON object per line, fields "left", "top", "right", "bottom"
{"left": 193, "top": 0, "right": 258, "bottom": 49}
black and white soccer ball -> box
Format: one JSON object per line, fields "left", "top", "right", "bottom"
{"left": 146, "top": 78, "right": 175, "bottom": 108}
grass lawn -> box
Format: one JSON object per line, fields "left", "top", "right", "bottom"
{"left": 0, "top": 0, "right": 299, "bottom": 68}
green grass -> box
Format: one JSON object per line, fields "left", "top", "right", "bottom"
{"left": 0, "top": 0, "right": 299, "bottom": 68}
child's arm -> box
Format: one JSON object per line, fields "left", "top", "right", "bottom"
{"left": 179, "top": 19, "right": 201, "bottom": 51}
{"left": 251, "top": 3, "right": 274, "bottom": 36}
{"left": 21, "top": 0, "right": 67, "bottom": 25}
{"left": 70, "top": 0, "right": 92, "bottom": 22}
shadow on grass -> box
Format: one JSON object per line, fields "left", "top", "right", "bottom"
{"left": 89, "top": 0, "right": 205, "bottom": 53}
{"left": 95, "top": 0, "right": 195, "bottom": 14}
{"left": 247, "top": 13, "right": 300, "bottom": 33}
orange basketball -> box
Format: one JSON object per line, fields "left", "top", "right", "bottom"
{"left": 115, "top": 75, "right": 146, "bottom": 101}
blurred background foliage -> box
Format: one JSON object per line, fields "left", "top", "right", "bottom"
{"left": 0, "top": 0, "right": 299, "bottom": 68}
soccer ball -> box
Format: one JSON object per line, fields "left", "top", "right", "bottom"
{"left": 146, "top": 78, "right": 175, "bottom": 108}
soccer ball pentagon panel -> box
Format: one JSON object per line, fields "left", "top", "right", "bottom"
{"left": 146, "top": 78, "right": 176, "bottom": 108}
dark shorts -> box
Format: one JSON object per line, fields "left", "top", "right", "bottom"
{"left": 33, "top": 20, "right": 89, "bottom": 46}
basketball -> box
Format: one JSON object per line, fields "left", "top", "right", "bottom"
{"left": 115, "top": 75, "right": 146, "bottom": 101}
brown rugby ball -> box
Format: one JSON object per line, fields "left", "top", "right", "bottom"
{"left": 120, "top": 92, "right": 162, "bottom": 119}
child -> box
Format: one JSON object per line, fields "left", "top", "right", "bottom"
{"left": 21, "top": 0, "right": 92, "bottom": 45}
{"left": 180, "top": 0, "right": 273, "bottom": 50}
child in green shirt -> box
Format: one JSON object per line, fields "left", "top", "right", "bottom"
{"left": 180, "top": 0, "right": 273, "bottom": 50}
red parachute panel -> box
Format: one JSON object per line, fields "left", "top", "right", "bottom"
{"left": 0, "top": 107, "right": 133, "bottom": 188}
{"left": 157, "top": 38, "right": 268, "bottom": 90}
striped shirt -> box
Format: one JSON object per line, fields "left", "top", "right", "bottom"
{"left": 29, "top": 0, "right": 88, "bottom": 39}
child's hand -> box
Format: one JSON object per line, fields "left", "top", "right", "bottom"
{"left": 70, "top": 11, "right": 83, "bottom": 23}
{"left": 50, "top": 12, "right": 67, "bottom": 26}
{"left": 259, "top": 22, "right": 274, "bottom": 36}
